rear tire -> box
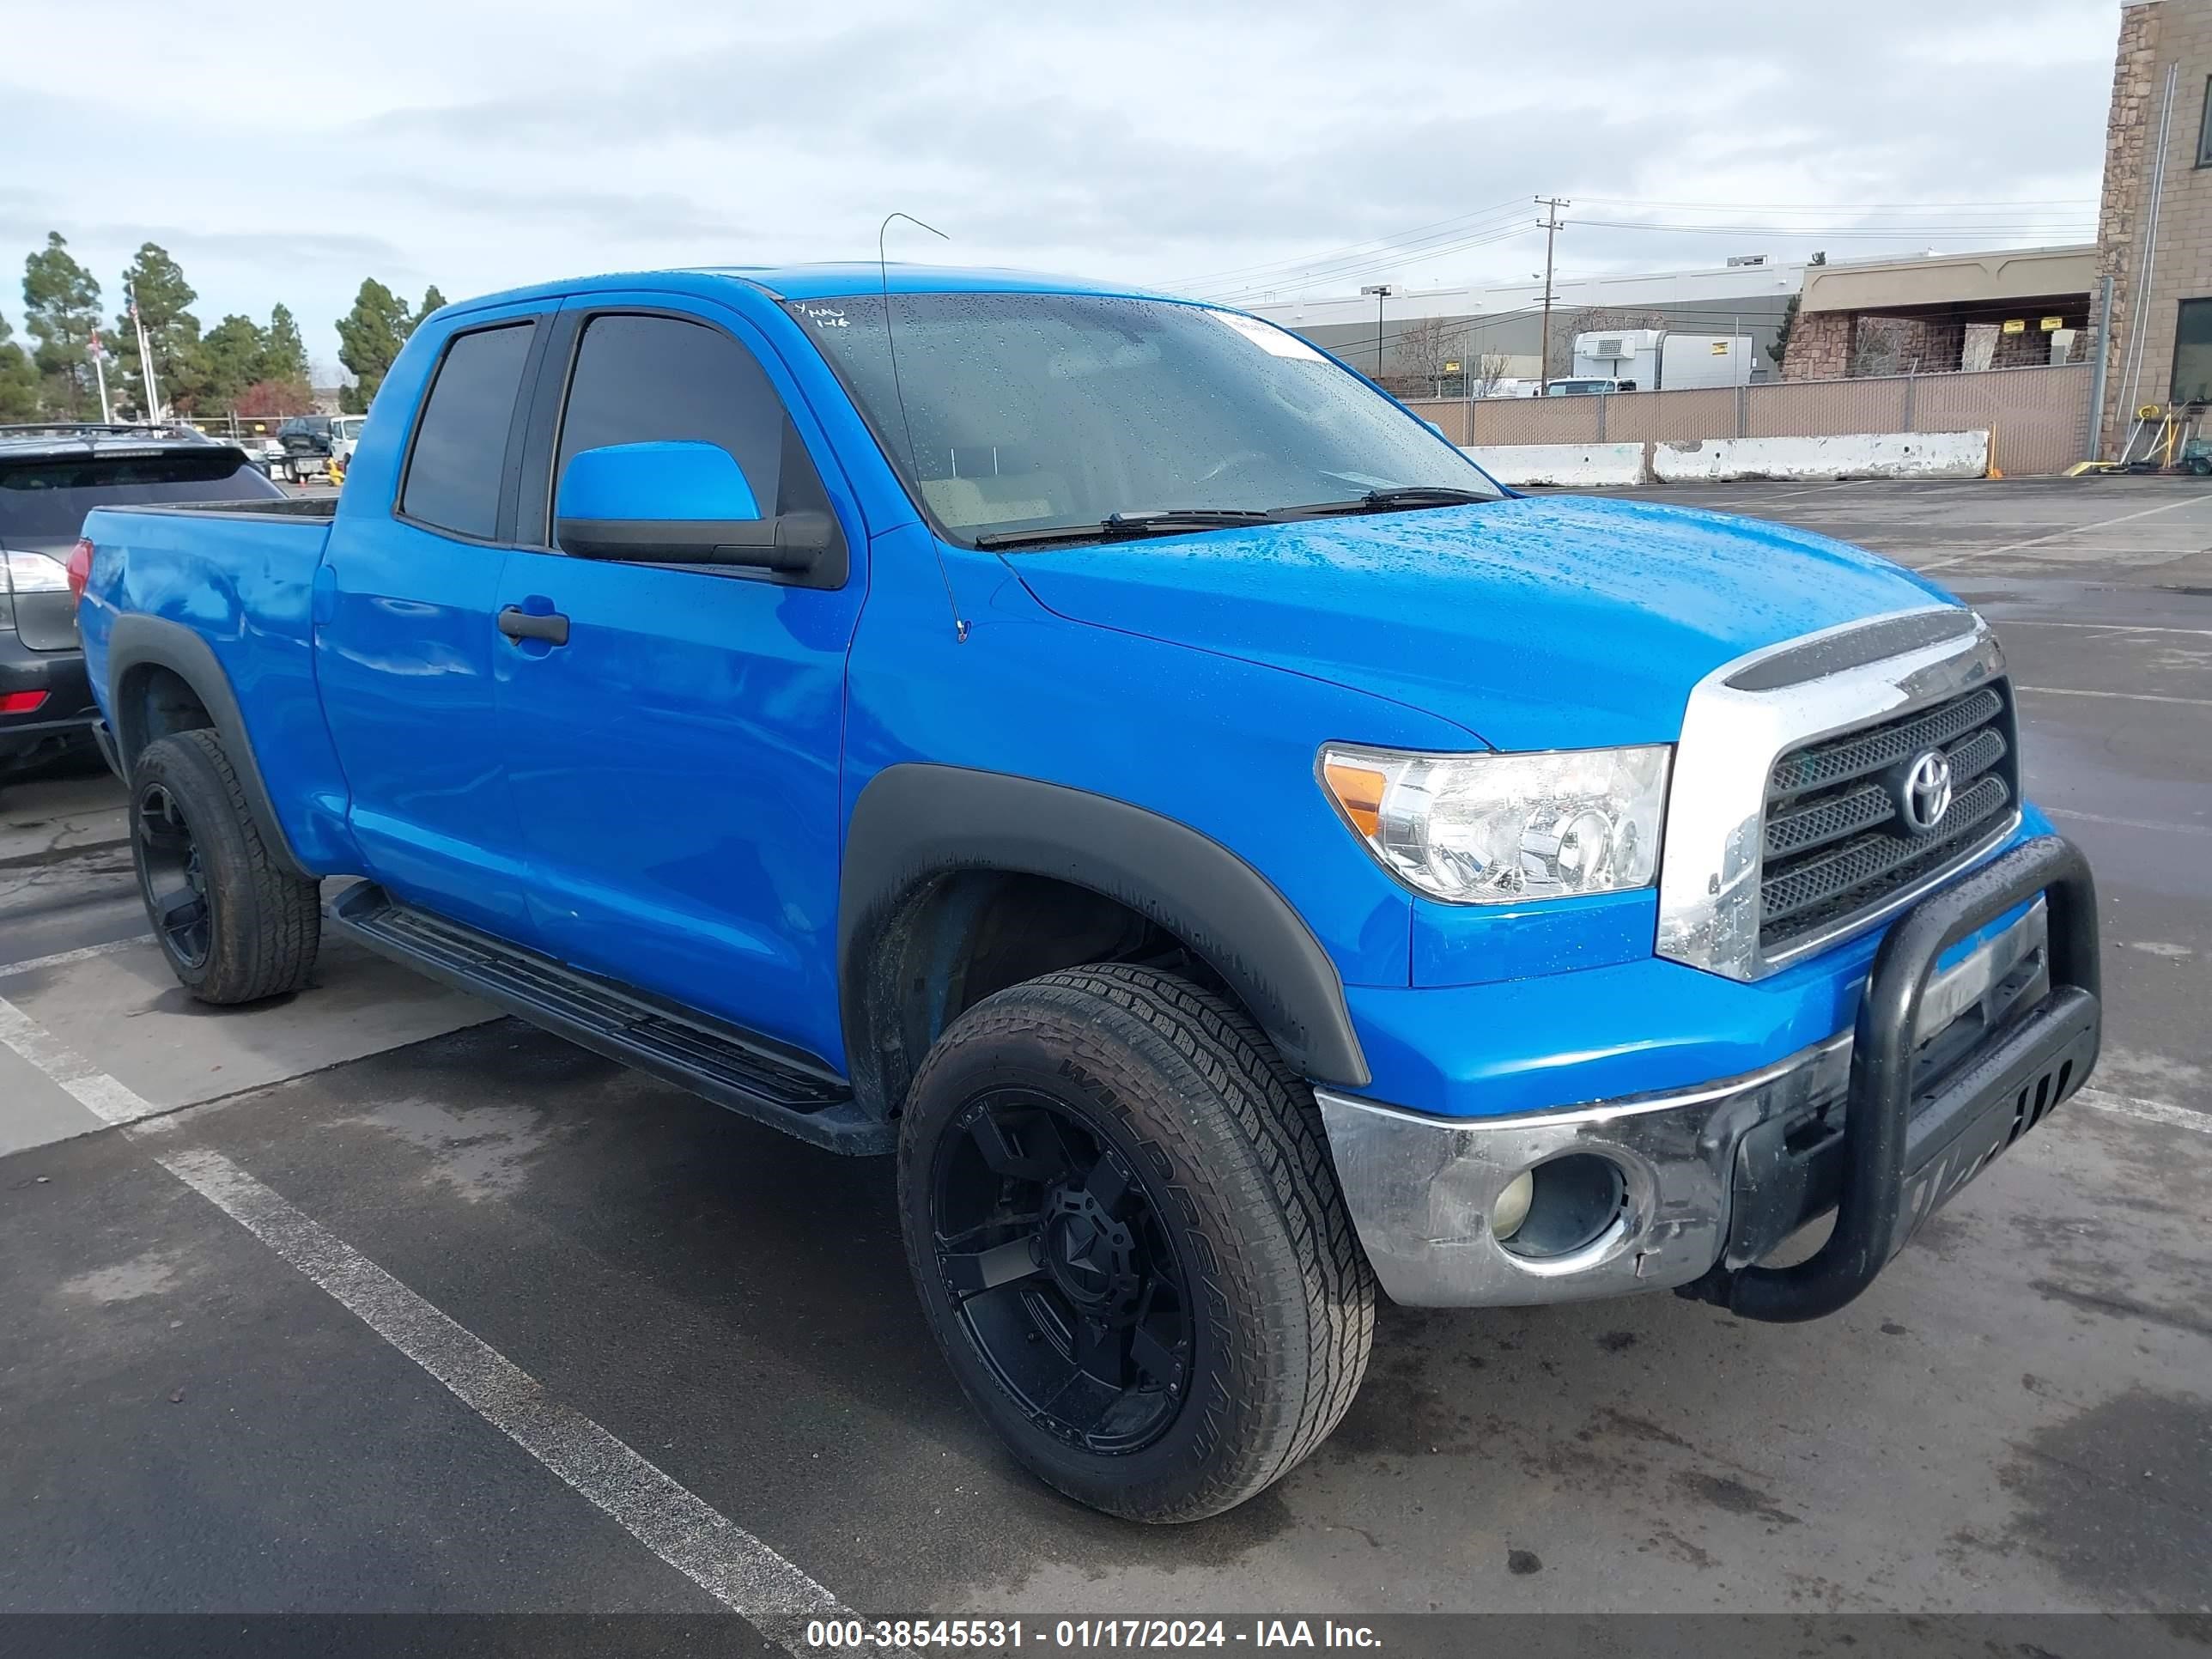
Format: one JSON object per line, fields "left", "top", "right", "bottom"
{"left": 131, "top": 730, "right": 320, "bottom": 1004}
{"left": 897, "top": 963, "right": 1374, "bottom": 1522}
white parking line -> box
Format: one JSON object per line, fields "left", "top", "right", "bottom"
{"left": 159, "top": 1148, "right": 911, "bottom": 1656}
{"left": 0, "top": 994, "right": 167, "bottom": 1126}
{"left": 2045, "top": 806, "right": 2212, "bottom": 837}
{"left": 1917, "top": 495, "right": 2212, "bottom": 571}
{"left": 2074, "top": 1087, "right": 2212, "bottom": 1135}
{"left": 0, "top": 933, "right": 155, "bottom": 979}
{"left": 2014, "top": 684, "right": 2212, "bottom": 708}
{"left": 1995, "top": 620, "right": 2212, "bottom": 637}
{"left": 0, "top": 990, "right": 913, "bottom": 1656}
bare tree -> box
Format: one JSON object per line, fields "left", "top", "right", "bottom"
{"left": 1391, "top": 315, "right": 1453, "bottom": 392}
{"left": 1474, "top": 353, "right": 1511, "bottom": 398}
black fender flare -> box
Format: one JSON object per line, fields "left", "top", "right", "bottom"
{"left": 838, "top": 763, "right": 1370, "bottom": 1114}
{"left": 104, "top": 614, "right": 315, "bottom": 880}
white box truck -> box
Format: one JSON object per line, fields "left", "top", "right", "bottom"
{"left": 1562, "top": 328, "right": 1759, "bottom": 392}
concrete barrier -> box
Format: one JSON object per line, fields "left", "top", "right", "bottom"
{"left": 1461, "top": 443, "right": 1646, "bottom": 487}
{"left": 1652, "top": 431, "right": 1990, "bottom": 483}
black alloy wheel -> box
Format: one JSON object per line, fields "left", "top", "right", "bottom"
{"left": 929, "top": 1086, "right": 1195, "bottom": 1455}
{"left": 136, "top": 781, "right": 213, "bottom": 969}
{"left": 128, "top": 730, "right": 321, "bottom": 1004}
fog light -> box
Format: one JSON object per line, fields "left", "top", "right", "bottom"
{"left": 1499, "top": 1152, "right": 1627, "bottom": 1260}
{"left": 1492, "top": 1170, "right": 1534, "bottom": 1241}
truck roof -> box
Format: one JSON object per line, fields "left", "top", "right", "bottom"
{"left": 439, "top": 263, "right": 1178, "bottom": 321}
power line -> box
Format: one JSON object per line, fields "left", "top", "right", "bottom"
{"left": 1185, "top": 212, "right": 1536, "bottom": 300}
{"left": 1162, "top": 198, "right": 1528, "bottom": 290}
{"left": 1571, "top": 218, "right": 2094, "bottom": 240}
{"left": 1193, "top": 221, "right": 1540, "bottom": 302}
{"left": 1576, "top": 195, "right": 2097, "bottom": 212}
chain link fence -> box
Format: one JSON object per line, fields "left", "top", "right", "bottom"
{"left": 1407, "top": 362, "right": 2095, "bottom": 477}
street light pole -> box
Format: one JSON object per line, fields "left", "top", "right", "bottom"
{"left": 1360, "top": 284, "right": 1393, "bottom": 378}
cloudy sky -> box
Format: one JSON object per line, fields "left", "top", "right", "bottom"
{"left": 3, "top": 0, "right": 2124, "bottom": 380}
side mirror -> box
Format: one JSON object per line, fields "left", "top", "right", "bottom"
{"left": 555, "top": 441, "right": 832, "bottom": 574}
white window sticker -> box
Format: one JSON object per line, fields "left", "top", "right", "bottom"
{"left": 1206, "top": 308, "right": 1325, "bottom": 362}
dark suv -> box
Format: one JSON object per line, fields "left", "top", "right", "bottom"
{"left": 0, "top": 425, "right": 286, "bottom": 776}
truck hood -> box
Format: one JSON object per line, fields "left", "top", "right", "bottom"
{"left": 1006, "top": 495, "right": 1958, "bottom": 750}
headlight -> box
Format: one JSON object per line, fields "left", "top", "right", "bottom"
{"left": 1320, "top": 742, "right": 1670, "bottom": 904}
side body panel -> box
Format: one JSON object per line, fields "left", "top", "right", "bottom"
{"left": 311, "top": 297, "right": 549, "bottom": 940}
{"left": 78, "top": 507, "right": 360, "bottom": 875}
{"left": 492, "top": 288, "right": 872, "bottom": 1065}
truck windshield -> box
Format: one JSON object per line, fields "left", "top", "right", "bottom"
{"left": 0, "top": 450, "right": 283, "bottom": 543}
{"left": 787, "top": 292, "right": 1502, "bottom": 546}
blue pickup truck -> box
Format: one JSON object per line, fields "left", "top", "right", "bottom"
{"left": 72, "top": 265, "right": 2101, "bottom": 1523}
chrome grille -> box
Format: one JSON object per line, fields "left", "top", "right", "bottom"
{"left": 1759, "top": 682, "right": 2017, "bottom": 955}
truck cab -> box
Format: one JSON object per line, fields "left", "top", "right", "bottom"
{"left": 70, "top": 265, "right": 2100, "bottom": 1525}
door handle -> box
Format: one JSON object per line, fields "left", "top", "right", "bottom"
{"left": 497, "top": 606, "right": 569, "bottom": 647}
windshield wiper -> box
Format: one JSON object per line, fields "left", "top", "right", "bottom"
{"left": 1292, "top": 485, "right": 1498, "bottom": 518}
{"left": 974, "top": 508, "right": 1273, "bottom": 549}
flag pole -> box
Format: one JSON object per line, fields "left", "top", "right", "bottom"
{"left": 89, "top": 331, "right": 113, "bottom": 423}
{"left": 129, "top": 280, "right": 163, "bottom": 421}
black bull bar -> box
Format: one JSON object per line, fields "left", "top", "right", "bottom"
{"left": 1685, "top": 834, "right": 2101, "bottom": 1323}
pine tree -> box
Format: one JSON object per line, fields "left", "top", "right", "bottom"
{"left": 258, "top": 302, "right": 310, "bottom": 385}
{"left": 114, "top": 243, "right": 206, "bottom": 414}
{"left": 0, "top": 307, "right": 42, "bottom": 421}
{"left": 21, "top": 232, "right": 103, "bottom": 417}
{"left": 199, "top": 314, "right": 268, "bottom": 412}
{"left": 413, "top": 285, "right": 448, "bottom": 332}
{"left": 336, "top": 279, "right": 415, "bottom": 404}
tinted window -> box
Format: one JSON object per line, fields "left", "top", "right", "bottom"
{"left": 554, "top": 313, "right": 830, "bottom": 528}
{"left": 400, "top": 321, "right": 536, "bottom": 539}
{"left": 0, "top": 451, "right": 283, "bottom": 542}
{"left": 2175, "top": 299, "right": 2212, "bottom": 405}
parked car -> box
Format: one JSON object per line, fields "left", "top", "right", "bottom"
{"left": 1544, "top": 376, "right": 1636, "bottom": 395}
{"left": 71, "top": 268, "right": 2100, "bottom": 1523}
{"left": 0, "top": 424, "right": 284, "bottom": 777}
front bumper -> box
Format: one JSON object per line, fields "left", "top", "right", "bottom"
{"left": 1320, "top": 836, "right": 2100, "bottom": 1316}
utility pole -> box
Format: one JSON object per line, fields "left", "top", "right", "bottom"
{"left": 1360, "top": 284, "right": 1393, "bottom": 377}
{"left": 1535, "top": 197, "right": 1569, "bottom": 385}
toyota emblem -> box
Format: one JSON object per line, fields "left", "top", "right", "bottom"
{"left": 1899, "top": 750, "right": 1954, "bottom": 834}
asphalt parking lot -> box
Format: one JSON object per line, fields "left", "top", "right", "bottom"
{"left": 2, "top": 477, "right": 2207, "bottom": 1644}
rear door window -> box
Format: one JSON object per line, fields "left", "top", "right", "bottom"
{"left": 399, "top": 320, "right": 538, "bottom": 541}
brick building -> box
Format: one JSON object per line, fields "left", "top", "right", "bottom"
{"left": 2095, "top": 0, "right": 2212, "bottom": 453}
{"left": 1779, "top": 246, "right": 2097, "bottom": 383}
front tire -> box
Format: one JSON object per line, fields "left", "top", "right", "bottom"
{"left": 131, "top": 730, "right": 321, "bottom": 1004}
{"left": 897, "top": 963, "right": 1374, "bottom": 1522}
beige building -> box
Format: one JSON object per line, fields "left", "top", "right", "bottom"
{"left": 1779, "top": 246, "right": 2096, "bottom": 382}
{"left": 2096, "top": 0, "right": 2212, "bottom": 453}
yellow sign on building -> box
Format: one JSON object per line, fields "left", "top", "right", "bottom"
{"left": 2002, "top": 319, "right": 2027, "bottom": 335}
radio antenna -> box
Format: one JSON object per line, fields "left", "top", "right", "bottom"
{"left": 879, "top": 210, "right": 965, "bottom": 642}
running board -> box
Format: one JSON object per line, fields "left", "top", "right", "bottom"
{"left": 328, "top": 882, "right": 890, "bottom": 1155}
